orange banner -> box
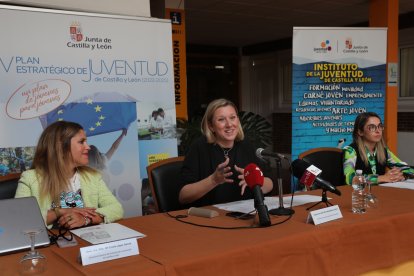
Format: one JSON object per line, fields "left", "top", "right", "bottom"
{"left": 166, "top": 8, "right": 188, "bottom": 120}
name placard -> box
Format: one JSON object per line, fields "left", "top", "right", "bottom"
{"left": 79, "top": 238, "right": 139, "bottom": 266}
{"left": 307, "top": 205, "right": 343, "bottom": 225}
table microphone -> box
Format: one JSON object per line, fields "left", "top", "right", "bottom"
{"left": 256, "top": 148, "right": 287, "bottom": 160}
{"left": 244, "top": 163, "right": 271, "bottom": 227}
{"left": 291, "top": 159, "right": 341, "bottom": 196}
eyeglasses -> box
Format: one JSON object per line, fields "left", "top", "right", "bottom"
{"left": 48, "top": 227, "right": 73, "bottom": 245}
{"left": 366, "top": 124, "right": 384, "bottom": 132}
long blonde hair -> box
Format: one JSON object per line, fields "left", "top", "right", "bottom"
{"left": 201, "top": 98, "right": 244, "bottom": 143}
{"left": 32, "top": 121, "right": 95, "bottom": 203}
{"left": 352, "top": 112, "right": 387, "bottom": 167}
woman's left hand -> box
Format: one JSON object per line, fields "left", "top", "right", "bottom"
{"left": 58, "top": 211, "right": 88, "bottom": 229}
{"left": 234, "top": 165, "right": 247, "bottom": 195}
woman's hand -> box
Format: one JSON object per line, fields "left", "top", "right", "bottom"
{"left": 87, "top": 212, "right": 104, "bottom": 225}
{"left": 58, "top": 211, "right": 88, "bottom": 229}
{"left": 58, "top": 207, "right": 97, "bottom": 218}
{"left": 211, "top": 157, "right": 233, "bottom": 186}
{"left": 380, "top": 167, "right": 405, "bottom": 183}
{"left": 234, "top": 165, "right": 248, "bottom": 195}
{"left": 57, "top": 208, "right": 100, "bottom": 229}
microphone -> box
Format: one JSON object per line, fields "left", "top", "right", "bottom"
{"left": 244, "top": 163, "right": 271, "bottom": 227}
{"left": 291, "top": 159, "right": 341, "bottom": 196}
{"left": 256, "top": 148, "right": 287, "bottom": 160}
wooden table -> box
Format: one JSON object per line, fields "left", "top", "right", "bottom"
{"left": 0, "top": 231, "right": 164, "bottom": 276}
{"left": 126, "top": 185, "right": 414, "bottom": 276}
{"left": 2, "top": 185, "right": 414, "bottom": 276}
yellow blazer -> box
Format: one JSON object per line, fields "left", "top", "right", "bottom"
{"left": 15, "top": 169, "right": 124, "bottom": 227}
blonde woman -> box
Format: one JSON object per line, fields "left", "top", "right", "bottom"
{"left": 179, "top": 98, "right": 273, "bottom": 206}
{"left": 343, "top": 112, "right": 414, "bottom": 185}
{"left": 15, "top": 121, "right": 123, "bottom": 229}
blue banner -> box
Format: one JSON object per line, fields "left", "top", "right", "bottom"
{"left": 40, "top": 101, "right": 136, "bottom": 137}
{"left": 292, "top": 27, "right": 387, "bottom": 160}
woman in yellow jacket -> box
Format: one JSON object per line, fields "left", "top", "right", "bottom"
{"left": 15, "top": 121, "right": 123, "bottom": 229}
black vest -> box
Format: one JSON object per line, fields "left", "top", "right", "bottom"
{"left": 350, "top": 143, "right": 387, "bottom": 176}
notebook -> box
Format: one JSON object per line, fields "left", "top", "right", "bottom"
{"left": 0, "top": 197, "right": 50, "bottom": 255}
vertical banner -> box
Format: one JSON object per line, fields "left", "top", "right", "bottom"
{"left": 0, "top": 6, "right": 178, "bottom": 217}
{"left": 166, "top": 8, "right": 188, "bottom": 120}
{"left": 292, "top": 27, "right": 387, "bottom": 160}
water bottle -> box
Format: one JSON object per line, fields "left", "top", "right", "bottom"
{"left": 352, "top": 170, "right": 367, "bottom": 214}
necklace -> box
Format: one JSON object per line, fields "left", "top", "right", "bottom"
{"left": 217, "top": 144, "right": 233, "bottom": 158}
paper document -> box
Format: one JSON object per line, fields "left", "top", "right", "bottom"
{"left": 71, "top": 223, "right": 146, "bottom": 245}
{"left": 213, "top": 199, "right": 255, "bottom": 214}
{"left": 380, "top": 179, "right": 414, "bottom": 190}
{"left": 213, "top": 195, "right": 326, "bottom": 213}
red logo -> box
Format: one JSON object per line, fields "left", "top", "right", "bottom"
{"left": 345, "top": 38, "right": 353, "bottom": 49}
{"left": 70, "top": 23, "right": 83, "bottom": 42}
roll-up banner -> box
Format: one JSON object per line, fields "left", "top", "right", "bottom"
{"left": 292, "top": 27, "right": 387, "bottom": 160}
{"left": 0, "top": 5, "right": 178, "bottom": 217}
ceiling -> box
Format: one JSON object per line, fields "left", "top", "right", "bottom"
{"left": 184, "top": 0, "right": 414, "bottom": 47}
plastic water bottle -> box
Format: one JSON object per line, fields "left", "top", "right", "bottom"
{"left": 352, "top": 170, "right": 367, "bottom": 214}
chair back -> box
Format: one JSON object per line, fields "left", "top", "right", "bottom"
{"left": 298, "top": 147, "right": 345, "bottom": 186}
{"left": 0, "top": 173, "right": 20, "bottom": 200}
{"left": 147, "top": 156, "right": 184, "bottom": 213}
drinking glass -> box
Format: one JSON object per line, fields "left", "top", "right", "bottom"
{"left": 365, "top": 179, "right": 379, "bottom": 208}
{"left": 19, "top": 229, "right": 46, "bottom": 274}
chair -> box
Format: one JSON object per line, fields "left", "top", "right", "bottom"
{"left": 146, "top": 156, "right": 185, "bottom": 213}
{"left": 299, "top": 147, "right": 345, "bottom": 187}
{"left": 0, "top": 173, "right": 20, "bottom": 200}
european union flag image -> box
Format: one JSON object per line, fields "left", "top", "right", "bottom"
{"left": 40, "top": 98, "right": 137, "bottom": 137}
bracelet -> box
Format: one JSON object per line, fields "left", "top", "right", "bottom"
{"left": 83, "top": 216, "right": 91, "bottom": 226}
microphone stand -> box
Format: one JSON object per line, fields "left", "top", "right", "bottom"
{"left": 268, "top": 158, "right": 295, "bottom": 216}
{"left": 306, "top": 189, "right": 333, "bottom": 211}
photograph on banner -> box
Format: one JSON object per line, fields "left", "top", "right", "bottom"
{"left": 137, "top": 99, "right": 178, "bottom": 175}
{"left": 292, "top": 27, "right": 387, "bottom": 161}
{"left": 0, "top": 146, "right": 35, "bottom": 176}
{"left": 0, "top": 6, "right": 177, "bottom": 216}
{"left": 137, "top": 101, "right": 177, "bottom": 141}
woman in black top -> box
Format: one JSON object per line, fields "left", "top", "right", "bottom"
{"left": 179, "top": 99, "right": 273, "bottom": 207}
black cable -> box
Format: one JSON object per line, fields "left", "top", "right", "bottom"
{"left": 165, "top": 211, "right": 293, "bottom": 230}
{"left": 47, "top": 227, "right": 73, "bottom": 245}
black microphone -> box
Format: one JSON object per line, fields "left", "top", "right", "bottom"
{"left": 244, "top": 163, "right": 271, "bottom": 227}
{"left": 291, "top": 159, "right": 341, "bottom": 196}
{"left": 256, "top": 148, "right": 287, "bottom": 160}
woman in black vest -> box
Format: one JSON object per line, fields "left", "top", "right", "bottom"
{"left": 343, "top": 112, "right": 414, "bottom": 185}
